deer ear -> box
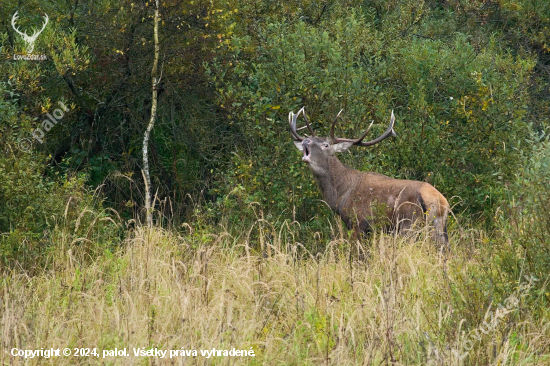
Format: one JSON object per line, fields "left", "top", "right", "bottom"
{"left": 333, "top": 141, "right": 354, "bottom": 153}
{"left": 293, "top": 140, "right": 304, "bottom": 151}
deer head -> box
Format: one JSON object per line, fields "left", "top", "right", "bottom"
{"left": 289, "top": 107, "right": 396, "bottom": 174}
{"left": 11, "top": 11, "right": 49, "bottom": 54}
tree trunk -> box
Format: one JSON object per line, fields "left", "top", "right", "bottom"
{"left": 142, "top": 0, "right": 160, "bottom": 228}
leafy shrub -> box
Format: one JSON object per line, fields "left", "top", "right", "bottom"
{"left": 208, "top": 5, "right": 535, "bottom": 227}
{"left": 0, "top": 82, "right": 120, "bottom": 270}
{"left": 496, "top": 134, "right": 550, "bottom": 298}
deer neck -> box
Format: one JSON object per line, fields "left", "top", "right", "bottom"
{"left": 310, "top": 156, "right": 358, "bottom": 211}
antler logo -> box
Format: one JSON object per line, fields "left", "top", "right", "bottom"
{"left": 11, "top": 11, "right": 49, "bottom": 54}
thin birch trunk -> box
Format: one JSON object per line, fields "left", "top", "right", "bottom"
{"left": 143, "top": 0, "right": 160, "bottom": 228}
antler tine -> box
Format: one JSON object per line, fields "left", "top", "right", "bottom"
{"left": 289, "top": 107, "right": 317, "bottom": 141}
{"left": 330, "top": 109, "right": 344, "bottom": 141}
{"left": 301, "top": 108, "right": 315, "bottom": 137}
{"left": 352, "top": 120, "right": 374, "bottom": 144}
{"left": 355, "top": 110, "right": 396, "bottom": 147}
{"left": 288, "top": 110, "right": 303, "bottom": 141}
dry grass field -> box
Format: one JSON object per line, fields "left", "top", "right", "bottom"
{"left": 1, "top": 218, "right": 549, "bottom": 365}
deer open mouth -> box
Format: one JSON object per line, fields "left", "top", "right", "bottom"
{"left": 302, "top": 141, "right": 311, "bottom": 163}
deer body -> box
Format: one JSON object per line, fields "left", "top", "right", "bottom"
{"left": 290, "top": 108, "right": 450, "bottom": 245}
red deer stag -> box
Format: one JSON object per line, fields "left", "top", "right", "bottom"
{"left": 289, "top": 107, "right": 450, "bottom": 245}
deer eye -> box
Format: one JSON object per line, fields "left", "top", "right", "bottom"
{"left": 322, "top": 143, "right": 329, "bottom": 148}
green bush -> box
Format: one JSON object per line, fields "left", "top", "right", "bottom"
{"left": 496, "top": 134, "right": 550, "bottom": 301}
{"left": 0, "top": 82, "right": 120, "bottom": 270}
{"left": 208, "top": 5, "right": 535, "bottom": 227}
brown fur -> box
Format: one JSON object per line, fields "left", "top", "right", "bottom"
{"left": 296, "top": 138, "right": 450, "bottom": 246}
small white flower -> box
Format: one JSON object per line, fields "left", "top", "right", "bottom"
{"left": 450, "top": 97, "right": 454, "bottom": 100}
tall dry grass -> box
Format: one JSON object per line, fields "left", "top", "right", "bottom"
{"left": 1, "top": 220, "right": 549, "bottom": 365}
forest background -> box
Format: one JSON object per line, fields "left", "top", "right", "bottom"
{"left": 0, "top": 0, "right": 549, "bottom": 364}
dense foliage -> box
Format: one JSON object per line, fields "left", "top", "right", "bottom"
{"left": 209, "top": 6, "right": 536, "bottom": 225}
{"left": 0, "top": 0, "right": 548, "bottom": 265}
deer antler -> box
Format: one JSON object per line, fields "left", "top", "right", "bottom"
{"left": 332, "top": 110, "right": 396, "bottom": 147}
{"left": 330, "top": 109, "right": 343, "bottom": 142}
{"left": 289, "top": 107, "right": 315, "bottom": 141}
